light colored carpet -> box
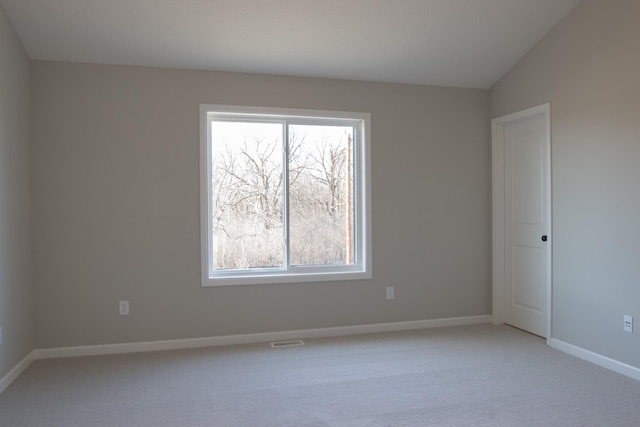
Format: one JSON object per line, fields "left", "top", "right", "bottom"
{"left": 1, "top": 324, "right": 639, "bottom": 426}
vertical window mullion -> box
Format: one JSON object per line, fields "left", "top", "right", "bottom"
{"left": 282, "top": 120, "right": 290, "bottom": 270}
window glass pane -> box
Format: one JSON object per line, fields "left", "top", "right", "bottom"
{"left": 288, "top": 124, "right": 354, "bottom": 266}
{"left": 210, "top": 121, "right": 284, "bottom": 270}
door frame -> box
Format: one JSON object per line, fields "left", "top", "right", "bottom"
{"left": 492, "top": 103, "right": 552, "bottom": 342}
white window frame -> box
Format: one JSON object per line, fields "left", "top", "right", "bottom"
{"left": 200, "top": 104, "right": 372, "bottom": 286}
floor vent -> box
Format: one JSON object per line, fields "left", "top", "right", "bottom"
{"left": 270, "top": 340, "right": 305, "bottom": 348}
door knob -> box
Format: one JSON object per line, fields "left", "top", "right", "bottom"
{"left": 541, "top": 235, "right": 548, "bottom": 242}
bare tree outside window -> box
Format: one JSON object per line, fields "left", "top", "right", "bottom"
{"left": 210, "top": 121, "right": 354, "bottom": 271}
{"left": 289, "top": 124, "right": 353, "bottom": 266}
{"left": 211, "top": 121, "right": 283, "bottom": 270}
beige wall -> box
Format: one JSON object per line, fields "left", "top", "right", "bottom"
{"left": 0, "top": 4, "right": 33, "bottom": 378}
{"left": 31, "top": 61, "right": 490, "bottom": 348}
{"left": 491, "top": 0, "right": 640, "bottom": 368}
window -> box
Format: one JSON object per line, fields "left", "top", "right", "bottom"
{"left": 200, "top": 105, "right": 371, "bottom": 286}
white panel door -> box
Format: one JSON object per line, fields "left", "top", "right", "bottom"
{"left": 493, "top": 104, "right": 550, "bottom": 338}
{"left": 503, "top": 113, "right": 549, "bottom": 337}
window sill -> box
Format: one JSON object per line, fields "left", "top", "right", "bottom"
{"left": 202, "top": 270, "right": 372, "bottom": 287}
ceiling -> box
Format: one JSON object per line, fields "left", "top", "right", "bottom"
{"left": 1, "top": 0, "right": 581, "bottom": 89}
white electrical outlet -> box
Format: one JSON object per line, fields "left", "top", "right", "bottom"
{"left": 119, "top": 300, "right": 129, "bottom": 316}
{"left": 386, "top": 286, "right": 394, "bottom": 300}
{"left": 623, "top": 315, "right": 633, "bottom": 333}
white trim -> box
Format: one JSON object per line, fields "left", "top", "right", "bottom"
{"left": 33, "top": 315, "right": 491, "bottom": 360}
{"left": 0, "top": 351, "right": 35, "bottom": 395}
{"left": 1, "top": 316, "right": 489, "bottom": 393}
{"left": 491, "top": 103, "right": 552, "bottom": 340}
{"left": 550, "top": 338, "right": 640, "bottom": 381}
{"left": 6, "top": 318, "right": 640, "bottom": 396}
{"left": 199, "top": 104, "right": 372, "bottom": 287}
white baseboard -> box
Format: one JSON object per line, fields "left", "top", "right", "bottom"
{"left": 34, "top": 315, "right": 492, "bottom": 360}
{"left": 549, "top": 338, "right": 640, "bottom": 381}
{"left": 6, "top": 318, "right": 639, "bottom": 395}
{"left": 0, "top": 315, "right": 490, "bottom": 394}
{"left": 6, "top": 315, "right": 640, "bottom": 393}
{"left": 0, "top": 351, "right": 35, "bottom": 395}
